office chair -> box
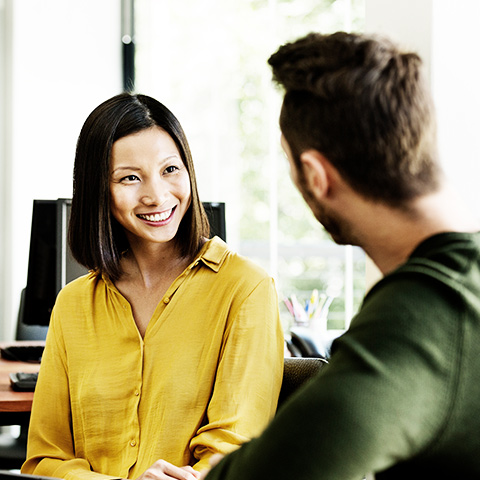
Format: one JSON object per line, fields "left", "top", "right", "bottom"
{"left": 277, "top": 357, "right": 327, "bottom": 411}
{"left": 287, "top": 326, "right": 332, "bottom": 359}
{"left": 0, "top": 428, "right": 28, "bottom": 470}
{"left": 14, "top": 289, "right": 48, "bottom": 343}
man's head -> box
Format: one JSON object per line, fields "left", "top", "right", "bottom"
{"left": 268, "top": 32, "right": 442, "bottom": 209}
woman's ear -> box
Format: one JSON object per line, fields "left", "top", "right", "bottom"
{"left": 299, "top": 149, "right": 331, "bottom": 201}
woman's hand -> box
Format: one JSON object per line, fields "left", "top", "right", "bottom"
{"left": 136, "top": 459, "right": 201, "bottom": 480}
{"left": 199, "top": 454, "right": 224, "bottom": 479}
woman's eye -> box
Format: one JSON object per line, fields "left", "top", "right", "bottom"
{"left": 121, "top": 174, "right": 140, "bottom": 182}
{"left": 164, "top": 165, "right": 179, "bottom": 174}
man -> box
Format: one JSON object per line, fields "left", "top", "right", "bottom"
{"left": 202, "top": 31, "right": 480, "bottom": 479}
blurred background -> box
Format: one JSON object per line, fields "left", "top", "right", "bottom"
{"left": 1, "top": 0, "right": 479, "bottom": 341}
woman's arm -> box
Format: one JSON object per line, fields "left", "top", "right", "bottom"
{"left": 189, "top": 277, "right": 284, "bottom": 472}
{"left": 21, "top": 306, "right": 116, "bottom": 480}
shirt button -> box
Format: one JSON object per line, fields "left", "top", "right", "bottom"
{"left": 130, "top": 440, "right": 136, "bottom": 447}
{"left": 164, "top": 297, "right": 170, "bottom": 304}
{"left": 134, "top": 390, "right": 139, "bottom": 396}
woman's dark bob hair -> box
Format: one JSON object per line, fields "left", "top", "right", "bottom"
{"left": 68, "top": 92, "right": 210, "bottom": 281}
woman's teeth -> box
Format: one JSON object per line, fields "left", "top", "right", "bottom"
{"left": 138, "top": 209, "right": 173, "bottom": 222}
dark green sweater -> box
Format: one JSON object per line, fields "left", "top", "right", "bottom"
{"left": 205, "top": 232, "right": 480, "bottom": 479}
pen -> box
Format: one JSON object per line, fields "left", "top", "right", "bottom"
{"left": 306, "top": 289, "right": 319, "bottom": 319}
{"left": 312, "top": 294, "right": 333, "bottom": 322}
{"left": 283, "top": 297, "right": 295, "bottom": 318}
{"left": 290, "top": 294, "right": 308, "bottom": 324}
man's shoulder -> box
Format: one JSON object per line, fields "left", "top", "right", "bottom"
{"left": 357, "top": 232, "right": 480, "bottom": 332}
{"left": 393, "top": 231, "right": 480, "bottom": 290}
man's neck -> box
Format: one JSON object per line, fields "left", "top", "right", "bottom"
{"left": 353, "top": 184, "right": 480, "bottom": 275}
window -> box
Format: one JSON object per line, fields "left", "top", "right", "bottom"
{"left": 135, "top": 0, "right": 366, "bottom": 334}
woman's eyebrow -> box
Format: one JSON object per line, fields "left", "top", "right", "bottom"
{"left": 110, "top": 166, "right": 142, "bottom": 174}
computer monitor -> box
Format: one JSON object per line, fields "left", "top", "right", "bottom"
{"left": 21, "top": 199, "right": 226, "bottom": 327}
{"left": 22, "top": 199, "right": 87, "bottom": 326}
{"left": 203, "top": 202, "right": 226, "bottom": 242}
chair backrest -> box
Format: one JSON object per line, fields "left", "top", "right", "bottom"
{"left": 288, "top": 326, "right": 331, "bottom": 359}
{"left": 16, "top": 288, "right": 48, "bottom": 341}
{"left": 277, "top": 357, "right": 327, "bottom": 411}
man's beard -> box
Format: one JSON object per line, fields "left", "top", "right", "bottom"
{"left": 313, "top": 203, "right": 352, "bottom": 245}
{"left": 301, "top": 187, "right": 358, "bottom": 247}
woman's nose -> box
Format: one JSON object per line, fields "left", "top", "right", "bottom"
{"left": 140, "top": 178, "right": 166, "bottom": 206}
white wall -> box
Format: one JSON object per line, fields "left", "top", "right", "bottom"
{"left": 0, "top": 0, "right": 10, "bottom": 340}
{"left": 0, "top": 0, "right": 122, "bottom": 339}
{"left": 431, "top": 1, "right": 480, "bottom": 213}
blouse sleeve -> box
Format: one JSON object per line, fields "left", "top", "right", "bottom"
{"left": 21, "top": 307, "right": 119, "bottom": 480}
{"left": 189, "top": 276, "right": 285, "bottom": 472}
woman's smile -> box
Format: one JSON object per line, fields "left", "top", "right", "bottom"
{"left": 137, "top": 206, "right": 177, "bottom": 224}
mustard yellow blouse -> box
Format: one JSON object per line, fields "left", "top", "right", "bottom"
{"left": 22, "top": 237, "right": 284, "bottom": 480}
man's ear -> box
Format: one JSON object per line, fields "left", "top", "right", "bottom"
{"left": 299, "top": 149, "right": 331, "bottom": 201}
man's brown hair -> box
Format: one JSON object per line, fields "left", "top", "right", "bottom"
{"left": 268, "top": 32, "right": 442, "bottom": 206}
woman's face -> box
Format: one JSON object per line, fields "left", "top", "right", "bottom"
{"left": 109, "top": 126, "right": 191, "bottom": 248}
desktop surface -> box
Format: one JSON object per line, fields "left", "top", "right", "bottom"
{"left": 0, "top": 341, "right": 43, "bottom": 414}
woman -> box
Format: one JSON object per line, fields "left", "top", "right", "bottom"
{"left": 21, "top": 93, "right": 284, "bottom": 480}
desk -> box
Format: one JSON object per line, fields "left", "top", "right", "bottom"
{"left": 0, "top": 342, "right": 43, "bottom": 426}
